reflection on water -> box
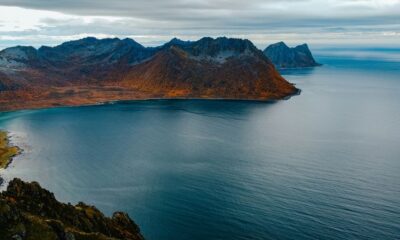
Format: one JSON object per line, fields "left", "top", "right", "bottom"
{"left": 0, "top": 49, "right": 400, "bottom": 240}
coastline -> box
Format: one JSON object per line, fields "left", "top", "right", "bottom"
{"left": 0, "top": 130, "right": 21, "bottom": 186}
{"left": 0, "top": 87, "right": 300, "bottom": 186}
{"left": 0, "top": 88, "right": 301, "bottom": 113}
{"left": 0, "top": 131, "right": 145, "bottom": 239}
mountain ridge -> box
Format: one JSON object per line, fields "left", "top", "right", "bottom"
{"left": 0, "top": 37, "right": 299, "bottom": 111}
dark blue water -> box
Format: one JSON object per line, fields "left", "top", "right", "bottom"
{"left": 1, "top": 49, "right": 400, "bottom": 240}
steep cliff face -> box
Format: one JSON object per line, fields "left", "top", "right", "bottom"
{"left": 0, "top": 37, "right": 298, "bottom": 111}
{"left": 0, "top": 178, "right": 145, "bottom": 240}
{"left": 263, "top": 41, "right": 321, "bottom": 68}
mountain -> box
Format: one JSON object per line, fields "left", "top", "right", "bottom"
{"left": 121, "top": 37, "right": 297, "bottom": 99}
{"left": 263, "top": 41, "right": 321, "bottom": 68}
{"left": 0, "top": 178, "right": 144, "bottom": 240}
{"left": 0, "top": 37, "right": 299, "bottom": 111}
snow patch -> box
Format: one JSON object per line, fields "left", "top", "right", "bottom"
{"left": 190, "top": 49, "right": 254, "bottom": 63}
{"left": 0, "top": 57, "right": 25, "bottom": 69}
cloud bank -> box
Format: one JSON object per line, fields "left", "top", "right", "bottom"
{"left": 0, "top": 0, "right": 399, "bottom": 49}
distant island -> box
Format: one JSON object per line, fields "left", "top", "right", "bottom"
{"left": 264, "top": 41, "right": 321, "bottom": 68}
{"left": 0, "top": 178, "right": 144, "bottom": 240}
{"left": 0, "top": 37, "right": 299, "bottom": 111}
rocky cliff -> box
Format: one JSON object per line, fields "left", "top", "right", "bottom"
{"left": 0, "top": 178, "right": 145, "bottom": 240}
{"left": 263, "top": 41, "right": 321, "bottom": 68}
{"left": 0, "top": 37, "right": 298, "bottom": 111}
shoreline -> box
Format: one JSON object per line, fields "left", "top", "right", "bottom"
{"left": 0, "top": 133, "right": 144, "bottom": 239}
{"left": 0, "top": 130, "right": 22, "bottom": 186}
{"left": 0, "top": 88, "right": 301, "bottom": 114}
{"left": 0, "top": 89, "right": 300, "bottom": 186}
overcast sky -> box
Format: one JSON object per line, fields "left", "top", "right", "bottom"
{"left": 0, "top": 0, "right": 399, "bottom": 49}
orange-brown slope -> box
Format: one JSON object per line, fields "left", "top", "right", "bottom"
{"left": 0, "top": 37, "right": 299, "bottom": 111}
{"left": 120, "top": 46, "right": 298, "bottom": 100}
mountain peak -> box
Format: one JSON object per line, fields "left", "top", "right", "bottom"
{"left": 268, "top": 41, "right": 289, "bottom": 49}
{"left": 294, "top": 43, "right": 311, "bottom": 52}
{"left": 34, "top": 37, "right": 149, "bottom": 66}
{"left": 0, "top": 46, "right": 37, "bottom": 61}
{"left": 52, "top": 37, "right": 145, "bottom": 50}
{"left": 264, "top": 41, "right": 320, "bottom": 68}
{"left": 159, "top": 37, "right": 260, "bottom": 62}
{"left": 59, "top": 36, "right": 100, "bottom": 47}
{"left": 188, "top": 37, "right": 258, "bottom": 57}
{"left": 121, "top": 38, "right": 144, "bottom": 48}
{"left": 163, "top": 37, "right": 193, "bottom": 48}
{"left": 170, "top": 37, "right": 185, "bottom": 43}
{"left": 81, "top": 36, "right": 98, "bottom": 42}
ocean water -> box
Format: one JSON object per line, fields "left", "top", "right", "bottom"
{"left": 1, "top": 49, "right": 400, "bottom": 240}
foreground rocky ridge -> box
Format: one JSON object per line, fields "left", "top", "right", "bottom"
{"left": 0, "top": 178, "right": 144, "bottom": 240}
{"left": 0, "top": 37, "right": 298, "bottom": 111}
{"left": 263, "top": 41, "right": 321, "bottom": 68}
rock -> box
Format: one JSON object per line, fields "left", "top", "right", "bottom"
{"left": 263, "top": 41, "right": 321, "bottom": 68}
{"left": 0, "top": 178, "right": 145, "bottom": 240}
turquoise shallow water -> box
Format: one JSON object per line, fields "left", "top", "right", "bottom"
{"left": 1, "top": 49, "right": 400, "bottom": 240}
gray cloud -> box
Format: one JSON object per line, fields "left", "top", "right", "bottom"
{"left": 1, "top": 0, "right": 399, "bottom": 22}
{"left": 0, "top": 0, "right": 399, "bottom": 48}
{"left": 0, "top": 0, "right": 292, "bottom": 17}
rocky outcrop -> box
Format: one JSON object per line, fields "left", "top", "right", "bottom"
{"left": 0, "top": 130, "right": 21, "bottom": 187}
{"left": 263, "top": 41, "right": 321, "bottom": 68}
{"left": 0, "top": 37, "right": 298, "bottom": 111}
{"left": 0, "top": 178, "right": 145, "bottom": 240}
{"left": 0, "top": 131, "right": 20, "bottom": 169}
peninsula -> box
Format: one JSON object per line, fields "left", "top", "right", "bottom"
{"left": 0, "top": 37, "right": 299, "bottom": 112}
